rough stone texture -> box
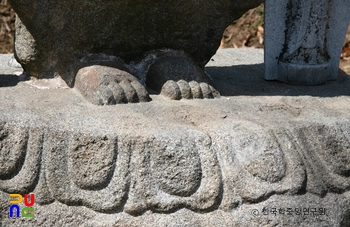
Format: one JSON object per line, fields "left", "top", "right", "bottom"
{"left": 265, "top": 0, "right": 350, "bottom": 85}
{"left": 7, "top": 0, "right": 261, "bottom": 104}
{"left": 75, "top": 65, "right": 151, "bottom": 105}
{"left": 0, "top": 55, "right": 23, "bottom": 87}
{"left": 1, "top": 49, "right": 350, "bottom": 226}
{"left": 160, "top": 79, "right": 220, "bottom": 100}
{"left": 146, "top": 52, "right": 220, "bottom": 100}
{"left": 146, "top": 54, "right": 212, "bottom": 91}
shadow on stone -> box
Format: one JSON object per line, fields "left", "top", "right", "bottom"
{"left": 206, "top": 63, "right": 350, "bottom": 97}
{"left": 0, "top": 74, "right": 20, "bottom": 87}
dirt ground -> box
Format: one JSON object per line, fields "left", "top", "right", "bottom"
{"left": 0, "top": 2, "right": 349, "bottom": 74}
{"left": 0, "top": 0, "right": 14, "bottom": 54}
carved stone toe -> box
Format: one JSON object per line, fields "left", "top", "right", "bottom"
{"left": 161, "top": 80, "right": 220, "bottom": 100}
{"left": 146, "top": 52, "right": 220, "bottom": 100}
{"left": 75, "top": 65, "right": 151, "bottom": 105}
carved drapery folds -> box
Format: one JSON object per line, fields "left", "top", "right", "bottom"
{"left": 0, "top": 122, "right": 349, "bottom": 214}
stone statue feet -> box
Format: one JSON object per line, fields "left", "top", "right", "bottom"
{"left": 74, "top": 65, "right": 151, "bottom": 105}
{"left": 160, "top": 80, "right": 219, "bottom": 100}
{"left": 146, "top": 54, "right": 220, "bottom": 100}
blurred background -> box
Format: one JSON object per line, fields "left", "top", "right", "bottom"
{"left": 0, "top": 0, "right": 14, "bottom": 54}
{"left": 1, "top": 1, "right": 349, "bottom": 75}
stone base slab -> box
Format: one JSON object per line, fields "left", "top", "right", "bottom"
{"left": 0, "top": 49, "right": 350, "bottom": 226}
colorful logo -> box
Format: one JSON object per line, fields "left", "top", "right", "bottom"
{"left": 9, "top": 194, "right": 35, "bottom": 218}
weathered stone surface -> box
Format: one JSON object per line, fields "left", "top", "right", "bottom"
{"left": 75, "top": 65, "right": 151, "bottom": 105}
{"left": 177, "top": 80, "right": 193, "bottom": 99}
{"left": 265, "top": 0, "right": 350, "bottom": 85}
{"left": 146, "top": 54, "right": 211, "bottom": 91}
{"left": 7, "top": 0, "right": 261, "bottom": 104}
{"left": 160, "top": 80, "right": 182, "bottom": 100}
{"left": 1, "top": 49, "right": 350, "bottom": 226}
{"left": 69, "top": 135, "right": 118, "bottom": 190}
{"left": 146, "top": 53, "right": 219, "bottom": 99}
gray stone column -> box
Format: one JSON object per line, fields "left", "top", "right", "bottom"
{"left": 265, "top": 0, "right": 350, "bottom": 85}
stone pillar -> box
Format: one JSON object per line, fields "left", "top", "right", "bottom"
{"left": 265, "top": 0, "right": 350, "bottom": 85}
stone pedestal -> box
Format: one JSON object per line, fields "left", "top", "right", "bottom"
{"left": 1, "top": 50, "right": 350, "bottom": 226}
{"left": 277, "top": 62, "right": 330, "bottom": 85}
